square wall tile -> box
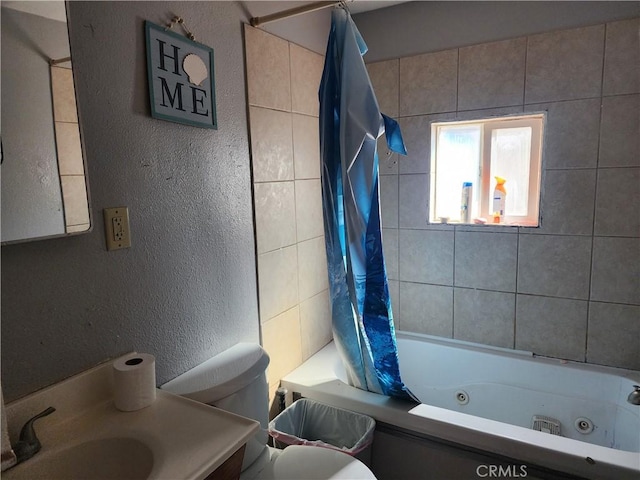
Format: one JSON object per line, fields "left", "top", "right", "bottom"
{"left": 60, "top": 176, "right": 89, "bottom": 227}
{"left": 525, "top": 25, "right": 604, "bottom": 104}
{"left": 367, "top": 59, "right": 399, "bottom": 117}
{"left": 398, "top": 113, "right": 454, "bottom": 174}
{"left": 257, "top": 245, "right": 298, "bottom": 322}
{"left": 388, "top": 280, "right": 400, "bottom": 321}
{"left": 587, "top": 302, "right": 640, "bottom": 370}
{"left": 254, "top": 182, "right": 297, "bottom": 254}
{"left": 591, "top": 237, "right": 640, "bottom": 305}
{"left": 397, "top": 116, "right": 429, "bottom": 174}
{"left": 399, "top": 49, "right": 458, "bottom": 116}
{"left": 297, "top": 236, "right": 329, "bottom": 302}
{"left": 594, "top": 167, "right": 640, "bottom": 237}
{"left": 603, "top": 18, "right": 640, "bottom": 96}
{"left": 454, "top": 231, "right": 518, "bottom": 292}
{"left": 399, "top": 174, "right": 429, "bottom": 229}
{"left": 292, "top": 114, "right": 321, "bottom": 179}
{"left": 532, "top": 169, "right": 596, "bottom": 235}
{"left": 290, "top": 43, "right": 323, "bottom": 117}
{"left": 51, "top": 66, "right": 78, "bottom": 123}
{"left": 378, "top": 135, "right": 398, "bottom": 175}
{"left": 398, "top": 282, "right": 453, "bottom": 337}
{"left": 598, "top": 95, "right": 640, "bottom": 168}
{"left": 399, "top": 229, "right": 454, "bottom": 285}
{"left": 533, "top": 99, "right": 601, "bottom": 169}
{"left": 517, "top": 235, "right": 592, "bottom": 299}
{"left": 458, "top": 38, "right": 526, "bottom": 111}
{"left": 67, "top": 223, "right": 89, "bottom": 233}
{"left": 295, "top": 179, "right": 324, "bottom": 242}
{"left": 379, "top": 174, "right": 399, "bottom": 228}
{"left": 382, "top": 228, "right": 399, "bottom": 280}
{"left": 250, "top": 107, "right": 294, "bottom": 182}
{"left": 300, "top": 290, "right": 332, "bottom": 361}
{"left": 244, "top": 25, "right": 291, "bottom": 111}
{"left": 262, "top": 306, "right": 302, "bottom": 386}
{"left": 515, "top": 295, "right": 587, "bottom": 361}
{"left": 454, "top": 288, "right": 515, "bottom": 348}
{"left": 454, "top": 105, "right": 524, "bottom": 122}
{"left": 55, "top": 122, "right": 83, "bottom": 175}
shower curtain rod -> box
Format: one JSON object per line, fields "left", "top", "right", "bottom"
{"left": 250, "top": 1, "right": 343, "bottom": 27}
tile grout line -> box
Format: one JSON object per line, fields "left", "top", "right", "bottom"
{"left": 513, "top": 232, "right": 520, "bottom": 350}
{"left": 514, "top": 60, "right": 525, "bottom": 349}
{"left": 522, "top": 34, "right": 529, "bottom": 106}
{"left": 451, "top": 227, "right": 457, "bottom": 339}
{"left": 584, "top": 23, "right": 609, "bottom": 362}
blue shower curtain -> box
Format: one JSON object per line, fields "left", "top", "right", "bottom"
{"left": 319, "top": 8, "right": 412, "bottom": 400}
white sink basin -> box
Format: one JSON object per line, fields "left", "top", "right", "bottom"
{"left": 6, "top": 437, "right": 154, "bottom": 480}
{"left": 4, "top": 355, "right": 260, "bottom": 480}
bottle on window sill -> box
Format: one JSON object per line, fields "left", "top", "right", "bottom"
{"left": 492, "top": 176, "right": 507, "bottom": 218}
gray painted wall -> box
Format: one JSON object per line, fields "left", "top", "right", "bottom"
{"left": 1, "top": 9, "right": 68, "bottom": 242}
{"left": 1, "top": 1, "right": 261, "bottom": 402}
{"left": 354, "top": 1, "right": 640, "bottom": 62}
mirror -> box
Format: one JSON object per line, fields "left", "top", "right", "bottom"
{"left": 1, "top": 1, "right": 91, "bottom": 244}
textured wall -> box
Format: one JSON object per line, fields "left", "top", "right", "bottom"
{"left": 1, "top": 1, "right": 260, "bottom": 402}
{"left": 366, "top": 16, "right": 639, "bottom": 370}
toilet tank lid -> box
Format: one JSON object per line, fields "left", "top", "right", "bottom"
{"left": 161, "top": 343, "right": 270, "bottom": 403}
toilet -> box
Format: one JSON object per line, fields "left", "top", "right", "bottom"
{"left": 161, "top": 343, "right": 377, "bottom": 480}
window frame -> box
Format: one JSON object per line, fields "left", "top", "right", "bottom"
{"left": 429, "top": 113, "right": 545, "bottom": 227}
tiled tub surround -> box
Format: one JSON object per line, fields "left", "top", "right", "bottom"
{"left": 244, "top": 26, "right": 332, "bottom": 400}
{"left": 369, "top": 17, "right": 640, "bottom": 370}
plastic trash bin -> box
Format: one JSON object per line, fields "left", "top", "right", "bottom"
{"left": 268, "top": 398, "right": 376, "bottom": 467}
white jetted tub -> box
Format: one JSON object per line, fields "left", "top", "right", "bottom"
{"left": 281, "top": 331, "right": 640, "bottom": 479}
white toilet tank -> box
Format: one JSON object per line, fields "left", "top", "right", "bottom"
{"left": 161, "top": 343, "right": 271, "bottom": 470}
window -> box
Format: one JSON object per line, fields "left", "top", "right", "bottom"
{"left": 429, "top": 114, "right": 544, "bottom": 226}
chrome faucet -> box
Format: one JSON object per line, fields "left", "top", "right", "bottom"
{"left": 628, "top": 385, "right": 640, "bottom": 406}
{"left": 11, "top": 407, "right": 55, "bottom": 464}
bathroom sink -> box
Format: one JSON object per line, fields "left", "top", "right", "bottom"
{"left": 4, "top": 354, "right": 260, "bottom": 480}
{"left": 5, "top": 437, "right": 154, "bottom": 480}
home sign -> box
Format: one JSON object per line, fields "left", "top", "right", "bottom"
{"left": 145, "top": 21, "right": 217, "bottom": 129}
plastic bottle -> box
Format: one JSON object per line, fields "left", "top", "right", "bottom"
{"left": 460, "top": 182, "right": 472, "bottom": 223}
{"left": 492, "top": 177, "right": 507, "bottom": 221}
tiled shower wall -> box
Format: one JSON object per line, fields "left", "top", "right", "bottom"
{"left": 244, "top": 25, "right": 332, "bottom": 399}
{"left": 368, "top": 18, "right": 639, "bottom": 370}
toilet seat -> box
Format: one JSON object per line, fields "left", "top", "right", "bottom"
{"left": 270, "top": 445, "right": 376, "bottom": 480}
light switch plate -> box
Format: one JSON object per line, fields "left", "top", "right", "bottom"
{"left": 104, "top": 207, "right": 131, "bottom": 251}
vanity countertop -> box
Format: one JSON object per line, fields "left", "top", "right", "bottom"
{"left": 4, "top": 355, "right": 260, "bottom": 480}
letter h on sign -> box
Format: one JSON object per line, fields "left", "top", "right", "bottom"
{"left": 145, "top": 21, "right": 217, "bottom": 129}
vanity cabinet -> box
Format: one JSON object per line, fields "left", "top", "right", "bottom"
{"left": 205, "top": 445, "right": 246, "bottom": 480}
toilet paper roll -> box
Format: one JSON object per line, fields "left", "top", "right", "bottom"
{"left": 113, "top": 353, "right": 156, "bottom": 412}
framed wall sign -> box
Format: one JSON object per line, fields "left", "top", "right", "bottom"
{"left": 145, "top": 21, "right": 217, "bottom": 129}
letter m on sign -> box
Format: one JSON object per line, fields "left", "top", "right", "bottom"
{"left": 145, "top": 20, "right": 217, "bottom": 129}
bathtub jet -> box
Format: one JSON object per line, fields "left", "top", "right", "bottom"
{"left": 628, "top": 385, "right": 640, "bottom": 405}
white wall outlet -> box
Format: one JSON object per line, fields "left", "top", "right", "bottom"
{"left": 103, "top": 207, "right": 131, "bottom": 251}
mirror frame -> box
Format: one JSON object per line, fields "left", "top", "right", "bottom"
{"left": 1, "top": 1, "right": 92, "bottom": 245}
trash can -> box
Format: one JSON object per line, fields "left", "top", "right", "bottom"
{"left": 268, "top": 398, "right": 376, "bottom": 467}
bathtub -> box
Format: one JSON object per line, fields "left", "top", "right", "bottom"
{"left": 280, "top": 331, "right": 640, "bottom": 480}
